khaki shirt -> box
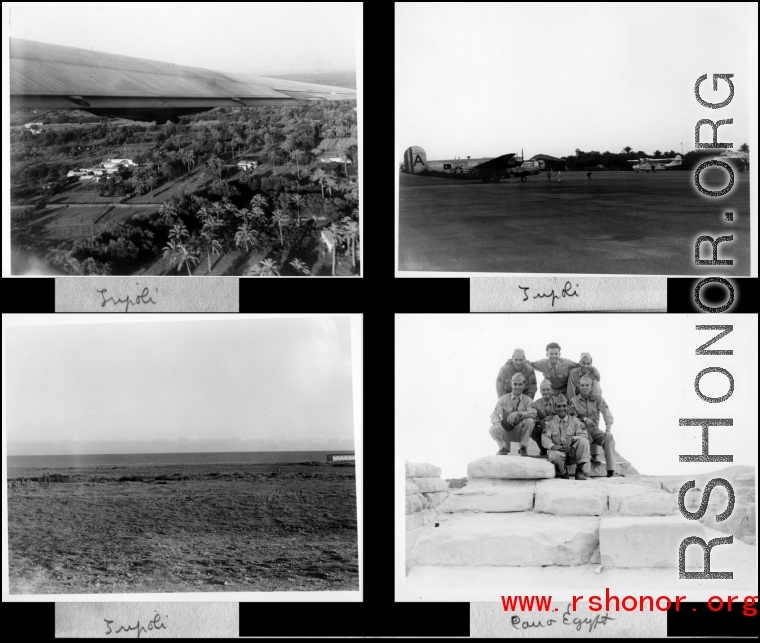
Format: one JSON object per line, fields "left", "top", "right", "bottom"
{"left": 570, "top": 393, "right": 614, "bottom": 428}
{"left": 541, "top": 415, "right": 588, "bottom": 451}
{"left": 495, "top": 360, "right": 538, "bottom": 399}
{"left": 529, "top": 357, "right": 579, "bottom": 394}
{"left": 490, "top": 393, "right": 537, "bottom": 426}
{"left": 533, "top": 396, "right": 577, "bottom": 422}
{"left": 566, "top": 366, "right": 602, "bottom": 400}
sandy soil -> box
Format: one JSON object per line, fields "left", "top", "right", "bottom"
{"left": 7, "top": 462, "right": 357, "bottom": 594}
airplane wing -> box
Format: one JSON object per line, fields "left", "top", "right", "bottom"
{"left": 10, "top": 38, "right": 356, "bottom": 123}
{"left": 644, "top": 158, "right": 675, "bottom": 162}
{"left": 472, "top": 153, "right": 517, "bottom": 170}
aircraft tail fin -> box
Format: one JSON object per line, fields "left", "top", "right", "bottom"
{"left": 671, "top": 155, "right": 682, "bottom": 165}
{"left": 403, "top": 146, "right": 427, "bottom": 174}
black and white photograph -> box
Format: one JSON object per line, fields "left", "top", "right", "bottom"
{"left": 397, "top": 314, "right": 757, "bottom": 608}
{"left": 6, "top": 2, "right": 361, "bottom": 277}
{"left": 3, "top": 314, "right": 361, "bottom": 599}
{"left": 396, "top": 3, "right": 754, "bottom": 275}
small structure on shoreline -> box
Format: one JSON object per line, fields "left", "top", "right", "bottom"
{"left": 327, "top": 453, "right": 354, "bottom": 462}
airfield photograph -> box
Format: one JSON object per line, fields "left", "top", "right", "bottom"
{"left": 8, "top": 4, "right": 360, "bottom": 277}
{"left": 396, "top": 4, "right": 752, "bottom": 276}
{"left": 399, "top": 167, "right": 749, "bottom": 274}
{"left": 4, "top": 315, "right": 359, "bottom": 595}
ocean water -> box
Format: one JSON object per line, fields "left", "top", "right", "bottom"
{"left": 7, "top": 451, "right": 355, "bottom": 470}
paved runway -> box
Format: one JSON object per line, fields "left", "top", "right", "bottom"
{"left": 398, "top": 170, "right": 750, "bottom": 274}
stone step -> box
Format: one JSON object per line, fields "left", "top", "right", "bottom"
{"left": 410, "top": 513, "right": 599, "bottom": 567}
{"left": 534, "top": 479, "right": 606, "bottom": 516}
{"left": 441, "top": 480, "right": 535, "bottom": 513}
{"left": 412, "top": 512, "right": 712, "bottom": 569}
{"left": 599, "top": 516, "right": 706, "bottom": 569}
{"left": 487, "top": 442, "right": 635, "bottom": 477}
{"left": 468, "top": 455, "right": 555, "bottom": 479}
{"left": 441, "top": 476, "right": 678, "bottom": 517}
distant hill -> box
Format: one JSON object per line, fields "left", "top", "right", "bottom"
{"left": 263, "top": 71, "right": 356, "bottom": 90}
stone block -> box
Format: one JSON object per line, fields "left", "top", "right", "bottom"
{"left": 406, "top": 479, "right": 420, "bottom": 495}
{"left": 468, "top": 455, "right": 555, "bottom": 480}
{"left": 441, "top": 481, "right": 535, "bottom": 513}
{"left": 406, "top": 461, "right": 442, "bottom": 478}
{"left": 405, "top": 508, "right": 439, "bottom": 531}
{"left": 534, "top": 479, "right": 606, "bottom": 516}
{"left": 411, "top": 513, "right": 599, "bottom": 566}
{"left": 406, "top": 494, "right": 424, "bottom": 514}
{"left": 599, "top": 516, "right": 706, "bottom": 568}
{"left": 424, "top": 490, "right": 449, "bottom": 509}
{"left": 607, "top": 483, "right": 676, "bottom": 516}
{"left": 413, "top": 477, "right": 449, "bottom": 493}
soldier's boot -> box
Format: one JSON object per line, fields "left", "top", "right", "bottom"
{"left": 575, "top": 464, "right": 589, "bottom": 481}
{"left": 496, "top": 447, "right": 510, "bottom": 456}
{"left": 519, "top": 446, "right": 529, "bottom": 457}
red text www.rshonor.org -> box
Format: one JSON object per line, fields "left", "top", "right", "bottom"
{"left": 501, "top": 591, "right": 758, "bottom": 616}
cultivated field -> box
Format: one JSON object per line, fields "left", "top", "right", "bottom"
{"left": 398, "top": 169, "right": 750, "bottom": 274}
{"left": 7, "top": 462, "right": 358, "bottom": 594}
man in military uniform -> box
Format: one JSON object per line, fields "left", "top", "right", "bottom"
{"left": 566, "top": 353, "right": 603, "bottom": 461}
{"left": 496, "top": 349, "right": 538, "bottom": 400}
{"left": 566, "top": 353, "right": 602, "bottom": 400}
{"left": 489, "top": 373, "right": 537, "bottom": 457}
{"left": 528, "top": 343, "right": 583, "bottom": 398}
{"left": 569, "top": 376, "right": 617, "bottom": 477}
{"left": 532, "top": 379, "right": 575, "bottom": 456}
{"left": 541, "top": 395, "right": 590, "bottom": 480}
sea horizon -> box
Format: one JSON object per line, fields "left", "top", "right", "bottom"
{"left": 7, "top": 450, "right": 355, "bottom": 470}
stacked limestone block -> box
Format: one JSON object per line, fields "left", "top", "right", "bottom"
{"left": 405, "top": 461, "right": 449, "bottom": 530}
{"left": 405, "top": 460, "right": 450, "bottom": 576}
{"left": 412, "top": 453, "right": 716, "bottom": 570}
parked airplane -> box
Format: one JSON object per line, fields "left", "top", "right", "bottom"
{"left": 401, "top": 146, "right": 544, "bottom": 182}
{"left": 627, "top": 155, "right": 682, "bottom": 172}
{"left": 713, "top": 149, "right": 749, "bottom": 172}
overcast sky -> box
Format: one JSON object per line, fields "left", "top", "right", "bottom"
{"left": 8, "top": 2, "right": 357, "bottom": 75}
{"left": 397, "top": 314, "right": 757, "bottom": 479}
{"left": 5, "top": 316, "right": 355, "bottom": 455}
{"left": 396, "top": 3, "right": 751, "bottom": 161}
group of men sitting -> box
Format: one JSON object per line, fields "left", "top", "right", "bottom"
{"left": 489, "top": 343, "right": 616, "bottom": 481}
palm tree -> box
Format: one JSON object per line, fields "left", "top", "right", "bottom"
{"left": 158, "top": 201, "right": 177, "bottom": 225}
{"left": 175, "top": 244, "right": 200, "bottom": 276}
{"left": 199, "top": 229, "right": 223, "bottom": 274}
{"left": 234, "top": 222, "right": 259, "bottom": 252}
{"left": 235, "top": 207, "right": 252, "bottom": 226}
{"left": 312, "top": 168, "right": 327, "bottom": 198}
{"left": 290, "top": 149, "right": 306, "bottom": 177}
{"left": 326, "top": 222, "right": 343, "bottom": 276}
{"left": 290, "top": 193, "right": 305, "bottom": 225}
{"left": 654, "top": 150, "right": 661, "bottom": 157}
{"left": 324, "top": 177, "right": 338, "bottom": 198}
{"left": 145, "top": 170, "right": 157, "bottom": 196}
{"left": 180, "top": 148, "right": 194, "bottom": 174}
{"left": 336, "top": 144, "right": 350, "bottom": 177}
{"left": 622, "top": 146, "right": 633, "bottom": 156}
{"left": 271, "top": 208, "right": 287, "bottom": 245}
{"left": 249, "top": 206, "right": 265, "bottom": 227}
{"left": 196, "top": 206, "right": 213, "bottom": 227}
{"left": 248, "top": 258, "right": 280, "bottom": 276}
{"left": 250, "top": 194, "right": 268, "bottom": 214}
{"left": 169, "top": 222, "right": 189, "bottom": 244}
{"left": 342, "top": 219, "right": 359, "bottom": 269}
{"left": 289, "top": 258, "right": 310, "bottom": 275}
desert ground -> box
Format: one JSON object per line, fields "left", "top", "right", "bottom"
{"left": 7, "top": 461, "right": 357, "bottom": 593}
{"left": 398, "top": 169, "right": 749, "bottom": 274}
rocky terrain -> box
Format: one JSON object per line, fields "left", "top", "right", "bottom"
{"left": 7, "top": 462, "right": 357, "bottom": 593}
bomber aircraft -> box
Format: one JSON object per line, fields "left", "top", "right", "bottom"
{"left": 401, "top": 146, "right": 544, "bottom": 182}
{"left": 713, "top": 149, "right": 749, "bottom": 172}
{"left": 627, "top": 155, "right": 682, "bottom": 172}
{"left": 10, "top": 38, "right": 356, "bottom": 124}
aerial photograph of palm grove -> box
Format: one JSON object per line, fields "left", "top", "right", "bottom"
{"left": 10, "top": 73, "right": 359, "bottom": 277}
